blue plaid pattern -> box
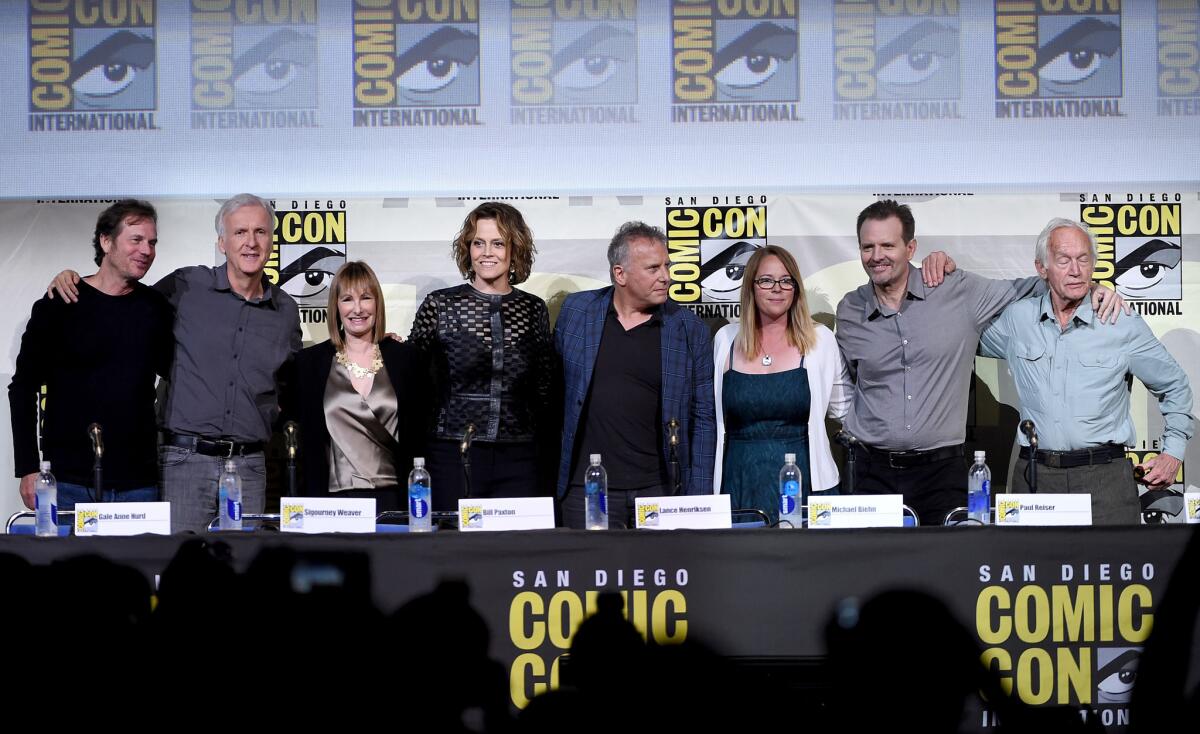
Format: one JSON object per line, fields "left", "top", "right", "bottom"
{"left": 554, "top": 287, "right": 715, "bottom": 498}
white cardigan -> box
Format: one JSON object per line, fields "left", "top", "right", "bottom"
{"left": 712, "top": 322, "right": 851, "bottom": 493}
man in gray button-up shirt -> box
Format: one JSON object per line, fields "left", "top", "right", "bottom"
{"left": 835, "top": 200, "right": 1120, "bottom": 526}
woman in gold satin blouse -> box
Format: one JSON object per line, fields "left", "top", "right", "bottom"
{"left": 287, "top": 261, "right": 428, "bottom": 511}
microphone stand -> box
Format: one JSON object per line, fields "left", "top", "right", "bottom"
{"left": 667, "top": 418, "right": 681, "bottom": 495}
{"left": 284, "top": 422, "right": 298, "bottom": 498}
{"left": 1021, "top": 420, "right": 1039, "bottom": 494}
{"left": 89, "top": 423, "right": 104, "bottom": 503}
{"left": 460, "top": 423, "right": 476, "bottom": 500}
{"left": 834, "top": 428, "right": 859, "bottom": 496}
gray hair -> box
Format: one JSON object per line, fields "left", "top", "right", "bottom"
{"left": 1035, "top": 218, "right": 1097, "bottom": 266}
{"left": 215, "top": 193, "right": 275, "bottom": 238}
{"left": 607, "top": 220, "right": 667, "bottom": 283}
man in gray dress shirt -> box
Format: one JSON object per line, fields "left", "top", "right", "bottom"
{"left": 835, "top": 200, "right": 1121, "bottom": 526}
{"left": 53, "top": 194, "right": 301, "bottom": 532}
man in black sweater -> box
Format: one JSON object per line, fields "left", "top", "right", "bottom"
{"left": 9, "top": 200, "right": 173, "bottom": 511}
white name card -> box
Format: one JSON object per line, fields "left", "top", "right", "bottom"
{"left": 996, "top": 494, "right": 1092, "bottom": 526}
{"left": 1185, "top": 487, "right": 1200, "bottom": 524}
{"left": 807, "top": 495, "right": 904, "bottom": 529}
{"left": 74, "top": 502, "right": 171, "bottom": 536}
{"left": 458, "top": 497, "right": 555, "bottom": 531}
{"left": 634, "top": 494, "right": 732, "bottom": 530}
{"left": 280, "top": 497, "right": 376, "bottom": 534}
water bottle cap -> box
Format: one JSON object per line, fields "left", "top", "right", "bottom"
{"left": 784, "top": 453, "right": 796, "bottom": 464}
{"left": 413, "top": 457, "right": 425, "bottom": 468}
{"left": 974, "top": 451, "right": 986, "bottom": 461}
{"left": 590, "top": 453, "right": 601, "bottom": 464}
{"left": 39, "top": 460, "right": 51, "bottom": 472}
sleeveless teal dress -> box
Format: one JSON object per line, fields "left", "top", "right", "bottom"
{"left": 720, "top": 349, "right": 812, "bottom": 524}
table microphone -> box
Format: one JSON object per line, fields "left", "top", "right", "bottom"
{"left": 88, "top": 423, "right": 103, "bottom": 459}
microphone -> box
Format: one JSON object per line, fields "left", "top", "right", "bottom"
{"left": 834, "top": 428, "right": 859, "bottom": 449}
{"left": 667, "top": 418, "right": 680, "bottom": 447}
{"left": 460, "top": 423, "right": 476, "bottom": 456}
{"left": 1020, "top": 419, "right": 1038, "bottom": 449}
{"left": 88, "top": 423, "right": 103, "bottom": 459}
{"left": 284, "top": 421, "right": 298, "bottom": 460}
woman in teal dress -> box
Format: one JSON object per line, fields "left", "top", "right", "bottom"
{"left": 712, "top": 246, "right": 851, "bottom": 524}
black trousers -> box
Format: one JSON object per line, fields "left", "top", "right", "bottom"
{"left": 851, "top": 449, "right": 967, "bottom": 528}
{"left": 336, "top": 486, "right": 403, "bottom": 513}
{"left": 427, "top": 439, "right": 539, "bottom": 512}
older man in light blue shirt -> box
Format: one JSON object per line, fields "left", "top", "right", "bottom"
{"left": 979, "top": 218, "right": 1193, "bottom": 524}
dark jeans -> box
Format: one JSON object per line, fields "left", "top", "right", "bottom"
{"left": 335, "top": 487, "right": 403, "bottom": 514}
{"left": 560, "top": 484, "right": 666, "bottom": 530}
{"left": 1012, "top": 457, "right": 1140, "bottom": 525}
{"left": 851, "top": 449, "right": 967, "bottom": 528}
{"left": 427, "top": 439, "right": 539, "bottom": 512}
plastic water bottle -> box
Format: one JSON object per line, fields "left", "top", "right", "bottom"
{"left": 779, "top": 453, "right": 802, "bottom": 528}
{"left": 35, "top": 460, "right": 58, "bottom": 537}
{"left": 219, "top": 459, "right": 243, "bottom": 531}
{"left": 408, "top": 457, "right": 432, "bottom": 533}
{"left": 968, "top": 451, "right": 991, "bottom": 525}
{"left": 584, "top": 454, "right": 608, "bottom": 530}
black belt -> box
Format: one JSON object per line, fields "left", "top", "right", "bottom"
{"left": 857, "top": 443, "right": 964, "bottom": 469}
{"left": 1019, "top": 443, "right": 1126, "bottom": 469}
{"left": 165, "top": 433, "right": 264, "bottom": 458}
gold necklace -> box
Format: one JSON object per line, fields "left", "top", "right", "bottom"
{"left": 337, "top": 344, "right": 382, "bottom": 379}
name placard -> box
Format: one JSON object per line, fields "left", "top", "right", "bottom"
{"left": 1185, "top": 487, "right": 1200, "bottom": 524}
{"left": 280, "top": 497, "right": 376, "bottom": 534}
{"left": 996, "top": 494, "right": 1092, "bottom": 526}
{"left": 634, "top": 495, "right": 732, "bottom": 530}
{"left": 807, "top": 495, "right": 904, "bottom": 529}
{"left": 74, "top": 502, "right": 171, "bottom": 536}
{"left": 458, "top": 497, "right": 555, "bottom": 531}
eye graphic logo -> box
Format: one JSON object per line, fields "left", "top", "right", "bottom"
{"left": 282, "top": 503, "right": 305, "bottom": 530}
{"left": 509, "top": 0, "right": 637, "bottom": 112}
{"left": 271, "top": 208, "right": 348, "bottom": 308}
{"left": 997, "top": 499, "right": 1021, "bottom": 524}
{"left": 672, "top": 0, "right": 798, "bottom": 104}
{"left": 190, "top": 0, "right": 317, "bottom": 124}
{"left": 1083, "top": 202, "right": 1182, "bottom": 307}
{"left": 28, "top": 1, "right": 157, "bottom": 114}
{"left": 397, "top": 23, "right": 480, "bottom": 106}
{"left": 995, "top": 3, "right": 1123, "bottom": 100}
{"left": 666, "top": 203, "right": 766, "bottom": 320}
{"left": 833, "top": 2, "right": 959, "bottom": 102}
{"left": 461, "top": 505, "right": 483, "bottom": 529}
{"left": 1095, "top": 647, "right": 1139, "bottom": 704}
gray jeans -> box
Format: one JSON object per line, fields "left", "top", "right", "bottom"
{"left": 1011, "top": 457, "right": 1140, "bottom": 525}
{"left": 162, "top": 445, "right": 267, "bottom": 533}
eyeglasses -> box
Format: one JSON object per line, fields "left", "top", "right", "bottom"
{"left": 753, "top": 276, "right": 797, "bottom": 290}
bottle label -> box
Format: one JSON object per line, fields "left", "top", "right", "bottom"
{"left": 585, "top": 482, "right": 606, "bottom": 513}
{"left": 409, "top": 485, "right": 429, "bottom": 519}
{"left": 227, "top": 498, "right": 241, "bottom": 522}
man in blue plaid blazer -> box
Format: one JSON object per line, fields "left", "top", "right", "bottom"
{"left": 554, "top": 222, "right": 716, "bottom": 528}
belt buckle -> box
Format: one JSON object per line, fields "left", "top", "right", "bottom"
{"left": 215, "top": 439, "right": 235, "bottom": 459}
{"left": 1045, "top": 452, "right": 1062, "bottom": 469}
{"left": 888, "top": 451, "right": 911, "bottom": 469}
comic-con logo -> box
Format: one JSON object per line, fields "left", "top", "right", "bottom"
{"left": 282, "top": 503, "right": 305, "bottom": 529}
{"left": 352, "top": 0, "right": 482, "bottom": 127}
{"left": 832, "top": 0, "right": 960, "bottom": 121}
{"left": 1187, "top": 496, "right": 1200, "bottom": 522}
{"left": 1082, "top": 196, "right": 1182, "bottom": 315}
{"left": 27, "top": 0, "right": 158, "bottom": 132}
{"left": 665, "top": 196, "right": 768, "bottom": 319}
{"left": 461, "top": 505, "right": 483, "bottom": 528}
{"left": 671, "top": 0, "right": 800, "bottom": 123}
{"left": 976, "top": 561, "right": 1155, "bottom": 726}
{"left": 189, "top": 0, "right": 318, "bottom": 130}
{"left": 267, "top": 200, "right": 348, "bottom": 321}
{"left": 509, "top": 567, "right": 690, "bottom": 707}
{"left": 994, "top": 0, "right": 1124, "bottom": 119}
{"left": 509, "top": 0, "right": 638, "bottom": 124}
{"left": 1157, "top": 0, "right": 1199, "bottom": 116}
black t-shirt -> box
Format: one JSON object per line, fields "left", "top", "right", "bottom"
{"left": 571, "top": 307, "right": 665, "bottom": 489}
{"left": 8, "top": 280, "right": 174, "bottom": 488}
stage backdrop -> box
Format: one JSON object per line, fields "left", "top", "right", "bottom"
{"left": 0, "top": 1, "right": 1197, "bottom": 197}
{"left": 1, "top": 192, "right": 1197, "bottom": 523}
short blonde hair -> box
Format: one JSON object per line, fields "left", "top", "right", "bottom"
{"left": 736, "top": 245, "right": 817, "bottom": 360}
{"left": 327, "top": 261, "right": 387, "bottom": 350}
